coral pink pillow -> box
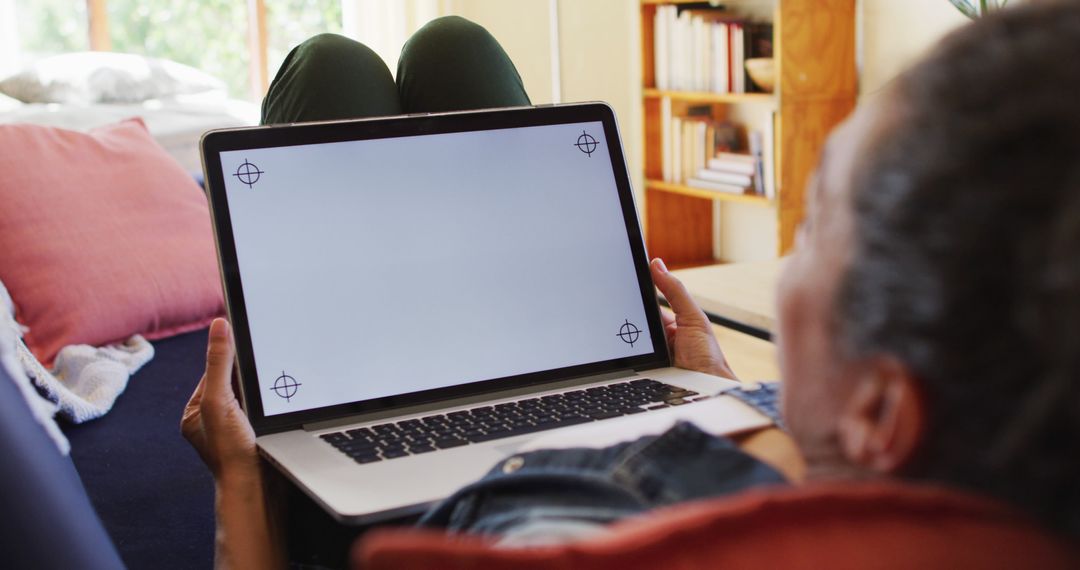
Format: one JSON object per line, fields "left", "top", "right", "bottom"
{"left": 0, "top": 118, "right": 224, "bottom": 365}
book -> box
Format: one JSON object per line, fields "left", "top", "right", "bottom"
{"left": 712, "top": 23, "right": 729, "bottom": 93}
{"left": 660, "top": 97, "right": 672, "bottom": 182}
{"left": 749, "top": 130, "right": 766, "bottom": 196}
{"left": 686, "top": 177, "right": 748, "bottom": 194}
{"left": 650, "top": 6, "right": 768, "bottom": 95}
{"left": 762, "top": 112, "right": 776, "bottom": 199}
{"left": 671, "top": 116, "right": 682, "bottom": 183}
{"left": 654, "top": 7, "right": 669, "bottom": 90}
{"left": 696, "top": 168, "right": 753, "bottom": 188}
{"left": 708, "top": 154, "right": 756, "bottom": 176}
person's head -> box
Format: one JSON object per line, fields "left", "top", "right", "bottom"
{"left": 776, "top": 0, "right": 1080, "bottom": 537}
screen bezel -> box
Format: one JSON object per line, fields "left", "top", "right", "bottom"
{"left": 201, "top": 103, "right": 671, "bottom": 435}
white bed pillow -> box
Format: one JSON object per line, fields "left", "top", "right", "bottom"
{"left": 0, "top": 92, "right": 20, "bottom": 111}
{"left": 0, "top": 52, "right": 226, "bottom": 104}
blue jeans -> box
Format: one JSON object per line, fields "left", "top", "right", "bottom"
{"left": 418, "top": 422, "right": 787, "bottom": 540}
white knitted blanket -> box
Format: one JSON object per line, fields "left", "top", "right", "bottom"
{"left": 0, "top": 279, "right": 154, "bottom": 432}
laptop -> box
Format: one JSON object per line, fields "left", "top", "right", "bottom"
{"left": 200, "top": 102, "right": 771, "bottom": 523}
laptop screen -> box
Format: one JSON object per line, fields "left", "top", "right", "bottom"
{"left": 205, "top": 105, "right": 668, "bottom": 429}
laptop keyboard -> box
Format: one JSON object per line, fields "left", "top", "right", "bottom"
{"left": 319, "top": 378, "right": 708, "bottom": 464}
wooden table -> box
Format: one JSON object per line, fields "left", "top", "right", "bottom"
{"left": 671, "top": 259, "right": 783, "bottom": 339}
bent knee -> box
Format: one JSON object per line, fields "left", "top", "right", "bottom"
{"left": 405, "top": 15, "right": 497, "bottom": 55}
{"left": 294, "top": 33, "right": 367, "bottom": 60}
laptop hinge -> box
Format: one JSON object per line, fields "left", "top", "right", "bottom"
{"left": 301, "top": 369, "right": 638, "bottom": 432}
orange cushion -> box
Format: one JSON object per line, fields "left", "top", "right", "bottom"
{"left": 0, "top": 118, "right": 223, "bottom": 365}
{"left": 356, "top": 482, "right": 1078, "bottom": 569}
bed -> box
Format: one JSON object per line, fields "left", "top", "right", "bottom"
{"left": 0, "top": 52, "right": 259, "bottom": 173}
{"left": 0, "top": 92, "right": 258, "bottom": 173}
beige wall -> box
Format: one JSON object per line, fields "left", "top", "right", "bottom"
{"left": 443, "top": 0, "right": 644, "bottom": 204}
{"left": 861, "top": 0, "right": 969, "bottom": 97}
{"left": 444, "top": 0, "right": 557, "bottom": 105}
{"left": 556, "top": 0, "right": 642, "bottom": 203}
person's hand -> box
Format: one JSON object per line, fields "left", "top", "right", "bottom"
{"left": 650, "top": 258, "right": 738, "bottom": 380}
{"left": 181, "top": 318, "right": 258, "bottom": 481}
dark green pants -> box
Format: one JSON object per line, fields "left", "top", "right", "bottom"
{"left": 261, "top": 16, "right": 531, "bottom": 125}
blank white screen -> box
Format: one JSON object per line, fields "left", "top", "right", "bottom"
{"left": 221, "top": 120, "right": 654, "bottom": 416}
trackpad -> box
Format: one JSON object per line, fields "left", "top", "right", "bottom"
{"left": 518, "top": 396, "right": 771, "bottom": 452}
{"left": 493, "top": 440, "right": 535, "bottom": 456}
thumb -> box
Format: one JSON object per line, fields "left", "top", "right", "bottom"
{"left": 204, "top": 318, "right": 236, "bottom": 402}
{"left": 650, "top": 258, "right": 709, "bottom": 327}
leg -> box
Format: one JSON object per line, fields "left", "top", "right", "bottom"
{"left": 261, "top": 33, "right": 402, "bottom": 125}
{"left": 397, "top": 16, "right": 531, "bottom": 113}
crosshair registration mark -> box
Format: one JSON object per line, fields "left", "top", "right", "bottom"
{"left": 270, "top": 371, "right": 301, "bottom": 402}
{"left": 617, "top": 319, "right": 641, "bottom": 347}
{"left": 574, "top": 130, "right": 600, "bottom": 157}
{"left": 233, "top": 159, "right": 264, "bottom": 188}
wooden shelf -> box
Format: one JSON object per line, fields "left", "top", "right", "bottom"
{"left": 645, "top": 180, "right": 774, "bottom": 206}
{"left": 640, "top": 0, "right": 857, "bottom": 265}
{"left": 643, "top": 88, "right": 776, "bottom": 105}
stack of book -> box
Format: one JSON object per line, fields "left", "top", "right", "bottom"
{"left": 687, "top": 152, "right": 757, "bottom": 195}
{"left": 652, "top": 5, "right": 772, "bottom": 94}
{"left": 659, "top": 100, "right": 776, "bottom": 199}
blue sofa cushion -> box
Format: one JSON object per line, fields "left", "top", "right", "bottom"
{"left": 64, "top": 328, "right": 214, "bottom": 569}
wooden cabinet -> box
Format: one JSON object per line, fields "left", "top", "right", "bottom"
{"left": 640, "top": 0, "right": 857, "bottom": 266}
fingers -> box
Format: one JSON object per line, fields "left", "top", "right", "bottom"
{"left": 204, "top": 318, "right": 236, "bottom": 404}
{"left": 660, "top": 307, "right": 676, "bottom": 328}
{"left": 650, "top": 258, "right": 709, "bottom": 326}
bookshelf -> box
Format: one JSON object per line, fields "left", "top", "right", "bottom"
{"left": 640, "top": 0, "right": 857, "bottom": 267}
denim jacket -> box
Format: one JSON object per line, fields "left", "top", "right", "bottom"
{"left": 418, "top": 422, "right": 787, "bottom": 544}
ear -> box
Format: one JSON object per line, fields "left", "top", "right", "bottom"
{"left": 837, "top": 356, "right": 926, "bottom": 474}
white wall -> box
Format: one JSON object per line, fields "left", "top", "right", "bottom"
{"left": 860, "top": 0, "right": 969, "bottom": 97}
{"left": 556, "top": 0, "right": 642, "bottom": 204}
{"left": 444, "top": 0, "right": 557, "bottom": 105}
{"left": 440, "top": 0, "right": 642, "bottom": 202}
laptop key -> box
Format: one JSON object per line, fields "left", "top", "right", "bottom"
{"left": 353, "top": 454, "right": 382, "bottom": 464}
{"left": 382, "top": 449, "right": 409, "bottom": 459}
{"left": 434, "top": 437, "right": 469, "bottom": 449}
{"left": 340, "top": 441, "right": 378, "bottom": 451}
{"left": 468, "top": 425, "right": 542, "bottom": 443}
{"left": 588, "top": 410, "right": 623, "bottom": 420}
{"left": 409, "top": 445, "right": 436, "bottom": 454}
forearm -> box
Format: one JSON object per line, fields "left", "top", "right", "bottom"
{"left": 213, "top": 468, "right": 285, "bottom": 570}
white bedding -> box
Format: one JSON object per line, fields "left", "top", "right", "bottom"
{"left": 0, "top": 92, "right": 258, "bottom": 172}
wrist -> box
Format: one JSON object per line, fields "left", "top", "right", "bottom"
{"left": 215, "top": 460, "right": 263, "bottom": 494}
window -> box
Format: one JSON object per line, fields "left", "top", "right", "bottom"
{"left": 10, "top": 0, "right": 89, "bottom": 61}
{"left": 5, "top": 0, "right": 435, "bottom": 100}
{"left": 265, "top": 0, "right": 344, "bottom": 88}
{"left": 105, "top": 0, "right": 251, "bottom": 98}
{"left": 7, "top": 0, "right": 346, "bottom": 100}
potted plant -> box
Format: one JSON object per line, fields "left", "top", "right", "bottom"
{"left": 947, "top": 0, "right": 1010, "bottom": 18}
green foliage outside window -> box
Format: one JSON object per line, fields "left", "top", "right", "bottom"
{"left": 14, "top": 0, "right": 89, "bottom": 57}
{"left": 14, "top": 0, "right": 344, "bottom": 100}
{"left": 107, "top": 0, "right": 250, "bottom": 98}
